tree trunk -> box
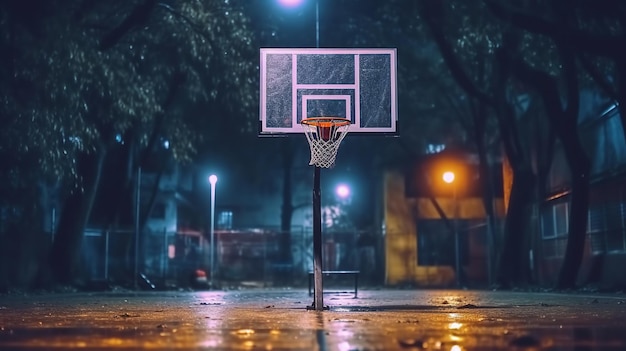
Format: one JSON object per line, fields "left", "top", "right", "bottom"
{"left": 506, "top": 28, "right": 591, "bottom": 288}
{"left": 49, "top": 147, "right": 106, "bottom": 285}
{"left": 471, "top": 96, "right": 499, "bottom": 285}
{"left": 496, "top": 165, "right": 535, "bottom": 287}
{"left": 554, "top": 72, "right": 590, "bottom": 289}
{"left": 492, "top": 42, "right": 536, "bottom": 288}
{"left": 476, "top": 134, "right": 498, "bottom": 284}
{"left": 420, "top": 0, "right": 538, "bottom": 288}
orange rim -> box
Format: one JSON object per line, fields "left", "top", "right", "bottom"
{"left": 301, "top": 117, "right": 351, "bottom": 128}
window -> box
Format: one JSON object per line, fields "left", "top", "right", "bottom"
{"left": 541, "top": 207, "right": 555, "bottom": 239}
{"left": 587, "top": 201, "right": 626, "bottom": 254}
{"left": 416, "top": 220, "right": 453, "bottom": 266}
{"left": 605, "top": 202, "right": 626, "bottom": 252}
{"left": 588, "top": 206, "right": 604, "bottom": 233}
{"left": 554, "top": 203, "right": 568, "bottom": 236}
{"left": 588, "top": 205, "right": 606, "bottom": 253}
{"left": 416, "top": 219, "right": 468, "bottom": 266}
{"left": 541, "top": 202, "right": 568, "bottom": 239}
{"left": 217, "top": 210, "right": 233, "bottom": 230}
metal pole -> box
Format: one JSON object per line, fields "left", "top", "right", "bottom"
{"left": 134, "top": 167, "right": 141, "bottom": 289}
{"left": 486, "top": 211, "right": 494, "bottom": 286}
{"left": 162, "top": 227, "right": 167, "bottom": 280}
{"left": 454, "top": 183, "right": 460, "bottom": 287}
{"left": 104, "top": 231, "right": 109, "bottom": 280}
{"left": 312, "top": 166, "right": 324, "bottom": 310}
{"left": 315, "top": 0, "right": 319, "bottom": 48}
{"left": 51, "top": 207, "right": 56, "bottom": 242}
{"left": 210, "top": 180, "right": 216, "bottom": 288}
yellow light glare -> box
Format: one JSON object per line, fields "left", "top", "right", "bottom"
{"left": 234, "top": 329, "right": 255, "bottom": 337}
{"left": 103, "top": 338, "right": 124, "bottom": 346}
{"left": 450, "top": 334, "right": 464, "bottom": 342}
{"left": 442, "top": 171, "right": 455, "bottom": 183}
{"left": 448, "top": 322, "right": 463, "bottom": 330}
{"left": 243, "top": 340, "right": 255, "bottom": 349}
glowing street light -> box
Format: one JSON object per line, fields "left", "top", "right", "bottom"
{"left": 208, "top": 174, "right": 218, "bottom": 287}
{"left": 442, "top": 171, "right": 455, "bottom": 184}
{"left": 335, "top": 184, "right": 350, "bottom": 199}
{"left": 442, "top": 170, "right": 461, "bottom": 287}
{"left": 277, "top": 0, "right": 303, "bottom": 7}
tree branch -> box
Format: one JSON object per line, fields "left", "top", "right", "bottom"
{"left": 140, "top": 69, "right": 186, "bottom": 165}
{"left": 418, "top": 0, "right": 494, "bottom": 107}
{"left": 484, "top": 0, "right": 624, "bottom": 59}
{"left": 99, "top": 0, "right": 158, "bottom": 50}
{"left": 578, "top": 54, "right": 620, "bottom": 102}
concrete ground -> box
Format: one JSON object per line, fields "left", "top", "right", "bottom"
{"left": 1, "top": 287, "right": 625, "bottom": 350}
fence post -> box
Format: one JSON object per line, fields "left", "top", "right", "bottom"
{"left": 104, "top": 231, "right": 109, "bottom": 280}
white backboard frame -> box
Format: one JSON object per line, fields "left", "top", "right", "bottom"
{"left": 259, "top": 48, "right": 397, "bottom": 135}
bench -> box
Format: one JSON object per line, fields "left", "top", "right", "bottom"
{"left": 308, "top": 270, "right": 360, "bottom": 298}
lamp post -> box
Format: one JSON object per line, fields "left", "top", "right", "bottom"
{"left": 335, "top": 183, "right": 350, "bottom": 201}
{"left": 277, "top": 0, "right": 324, "bottom": 310}
{"left": 314, "top": 0, "right": 319, "bottom": 48}
{"left": 208, "top": 174, "right": 218, "bottom": 287}
{"left": 134, "top": 166, "right": 141, "bottom": 290}
{"left": 442, "top": 171, "right": 461, "bottom": 287}
{"left": 277, "top": 0, "right": 323, "bottom": 310}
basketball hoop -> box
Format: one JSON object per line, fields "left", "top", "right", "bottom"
{"left": 301, "top": 117, "right": 351, "bottom": 168}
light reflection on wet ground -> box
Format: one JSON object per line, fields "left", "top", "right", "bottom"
{"left": 0, "top": 289, "right": 625, "bottom": 350}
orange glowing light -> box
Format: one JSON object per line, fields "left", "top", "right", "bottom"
{"left": 442, "top": 171, "right": 455, "bottom": 184}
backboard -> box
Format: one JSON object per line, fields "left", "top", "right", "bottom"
{"left": 259, "top": 48, "right": 397, "bottom": 135}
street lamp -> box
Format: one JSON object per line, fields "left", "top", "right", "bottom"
{"left": 208, "top": 174, "right": 218, "bottom": 287}
{"left": 335, "top": 183, "right": 350, "bottom": 200}
{"left": 277, "top": 0, "right": 324, "bottom": 311}
{"left": 442, "top": 171, "right": 461, "bottom": 287}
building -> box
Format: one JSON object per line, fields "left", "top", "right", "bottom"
{"left": 538, "top": 99, "right": 626, "bottom": 289}
{"left": 384, "top": 149, "right": 505, "bottom": 287}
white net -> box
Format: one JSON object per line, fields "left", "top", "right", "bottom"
{"left": 301, "top": 118, "right": 351, "bottom": 168}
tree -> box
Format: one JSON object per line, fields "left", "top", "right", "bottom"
{"left": 486, "top": 0, "right": 626, "bottom": 139}
{"left": 0, "top": 0, "right": 257, "bottom": 287}
{"left": 486, "top": 0, "right": 595, "bottom": 289}
{"left": 413, "top": 0, "right": 545, "bottom": 287}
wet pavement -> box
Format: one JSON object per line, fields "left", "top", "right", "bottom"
{"left": 1, "top": 287, "right": 626, "bottom": 350}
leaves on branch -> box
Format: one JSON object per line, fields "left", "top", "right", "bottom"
{"left": 99, "top": 0, "right": 157, "bottom": 50}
